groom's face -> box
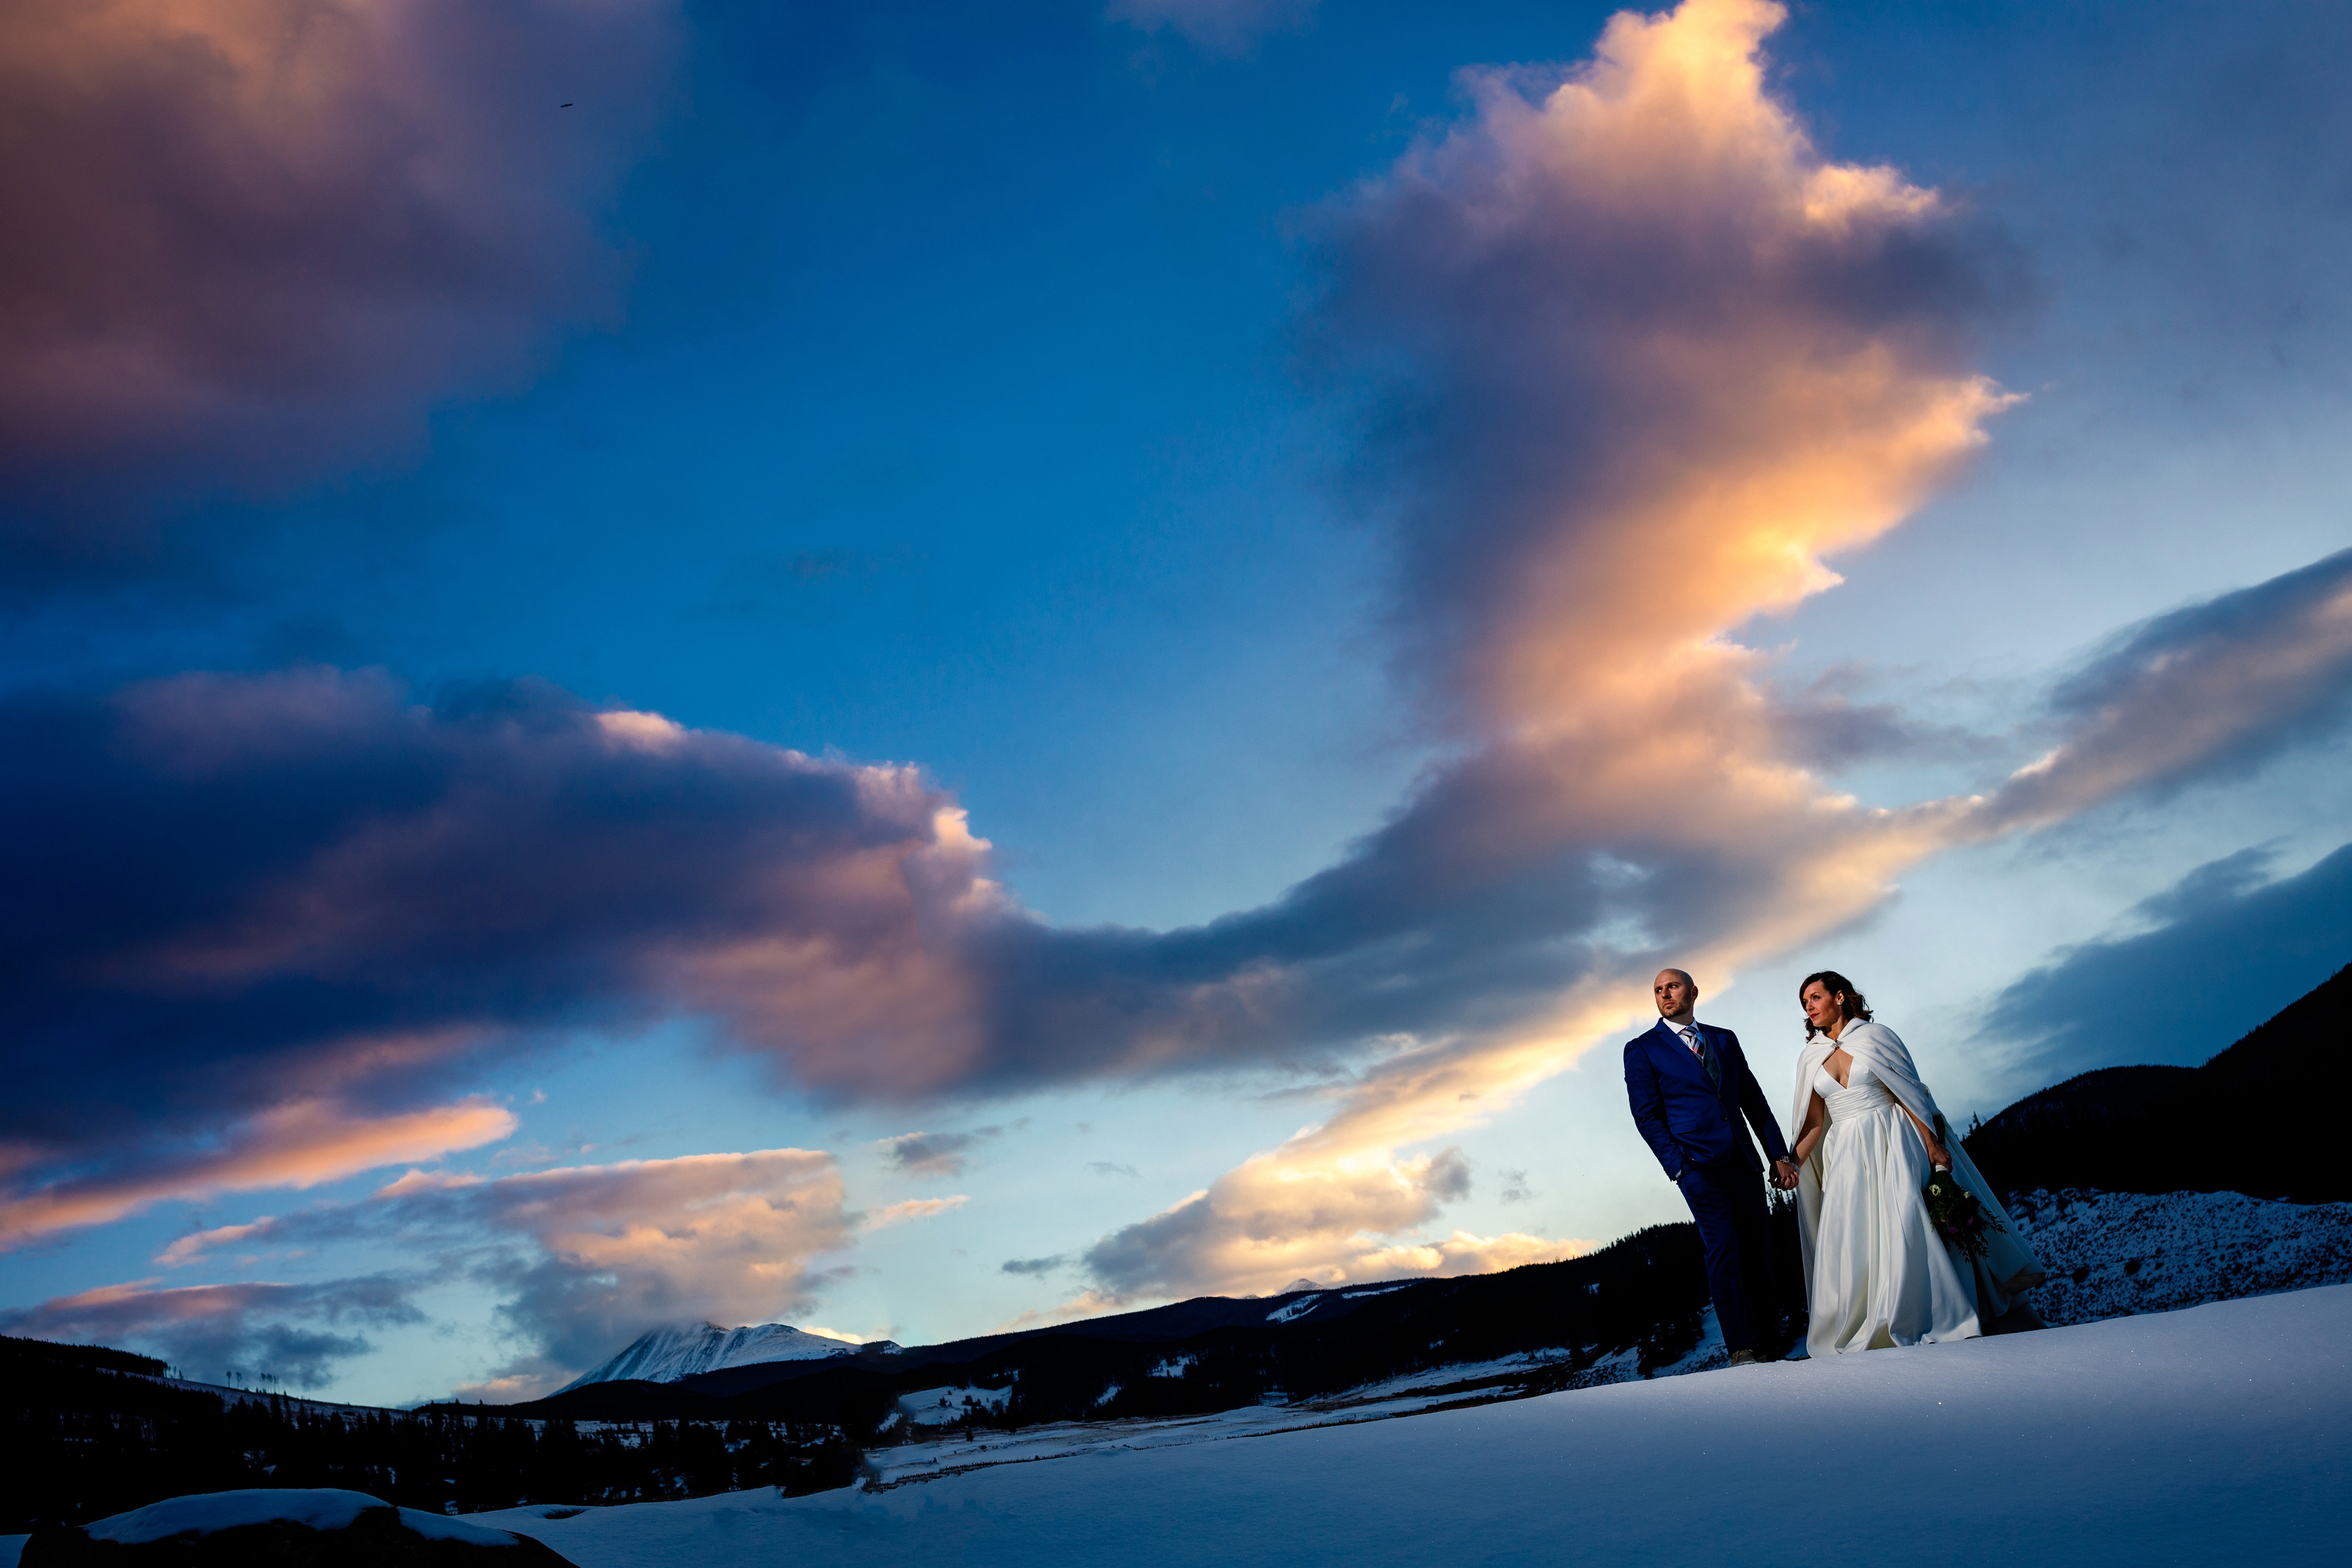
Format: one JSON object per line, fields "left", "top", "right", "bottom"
{"left": 1654, "top": 971, "right": 1695, "bottom": 1018}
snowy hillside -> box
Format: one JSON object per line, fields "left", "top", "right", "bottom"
{"left": 466, "top": 1284, "right": 2352, "bottom": 1567}
{"left": 2009, "top": 1187, "right": 2352, "bottom": 1325}
{"left": 556, "top": 1322, "right": 894, "bottom": 1392}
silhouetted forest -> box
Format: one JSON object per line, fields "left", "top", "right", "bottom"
{"left": 0, "top": 1336, "right": 862, "bottom": 1533}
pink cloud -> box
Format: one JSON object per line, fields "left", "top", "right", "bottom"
{"left": 0, "top": 1096, "right": 515, "bottom": 1248}
{"left": 9, "top": 1144, "right": 856, "bottom": 1396}
{"left": 0, "top": 0, "right": 679, "bottom": 548}
{"left": 864, "top": 1194, "right": 970, "bottom": 1230}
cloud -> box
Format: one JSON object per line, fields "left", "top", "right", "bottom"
{"left": 1086, "top": 1162, "right": 1141, "bottom": 1178}
{"left": 1978, "top": 841, "right": 2352, "bottom": 1086}
{"left": 1349, "top": 1231, "right": 1597, "bottom": 1280}
{"left": 1075, "top": 1146, "right": 1587, "bottom": 1301}
{"left": 158, "top": 1220, "right": 278, "bottom": 1268}
{"left": 0, "top": 666, "right": 1001, "bottom": 1241}
{"left": 0, "top": 0, "right": 679, "bottom": 557}
{"left": 878, "top": 1128, "right": 1001, "bottom": 1178}
{"left": 1064, "top": 0, "right": 2024, "bottom": 1299}
{"left": 9, "top": 1144, "right": 853, "bottom": 1396}
{"left": 1979, "top": 547, "right": 2352, "bottom": 833}
{"left": 1046, "top": 0, "right": 2352, "bottom": 1305}
{"left": 385, "top": 1147, "right": 853, "bottom": 1377}
{"left": 864, "top": 1195, "right": 970, "bottom": 1230}
{"left": 0, "top": 1274, "right": 422, "bottom": 1388}
{"left": 1107, "top": 0, "right": 1316, "bottom": 55}
{"left": 1, "top": 1097, "right": 515, "bottom": 1249}
{"left": 1001, "top": 1254, "right": 1068, "bottom": 1276}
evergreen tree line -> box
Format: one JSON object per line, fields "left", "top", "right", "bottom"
{"left": 1, "top": 1338, "right": 860, "bottom": 1533}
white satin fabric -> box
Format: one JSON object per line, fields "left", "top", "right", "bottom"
{"left": 1799, "top": 1055, "right": 1981, "bottom": 1355}
{"left": 1789, "top": 1020, "right": 2047, "bottom": 1357}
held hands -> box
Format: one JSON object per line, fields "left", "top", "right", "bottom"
{"left": 1770, "top": 1158, "right": 1800, "bottom": 1191}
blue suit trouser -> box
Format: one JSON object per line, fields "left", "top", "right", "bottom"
{"left": 1677, "top": 1158, "right": 1777, "bottom": 1353}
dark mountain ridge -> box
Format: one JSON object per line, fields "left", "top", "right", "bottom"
{"left": 499, "top": 1219, "right": 1730, "bottom": 1426}
{"left": 1965, "top": 962, "right": 2351, "bottom": 1203}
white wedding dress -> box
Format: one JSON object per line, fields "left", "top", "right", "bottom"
{"left": 1790, "top": 1020, "right": 2045, "bottom": 1358}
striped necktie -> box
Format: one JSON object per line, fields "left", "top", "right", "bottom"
{"left": 1681, "top": 1025, "right": 1720, "bottom": 1087}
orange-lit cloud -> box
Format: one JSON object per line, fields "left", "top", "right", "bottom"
{"left": 1081, "top": 0, "right": 2019, "bottom": 1296}
{"left": 419, "top": 1148, "right": 849, "bottom": 1306}
{"left": 1084, "top": 1144, "right": 1591, "bottom": 1300}
{"left": 865, "top": 1195, "right": 970, "bottom": 1229}
{"left": 0, "top": 1096, "right": 515, "bottom": 1248}
{"left": 1066, "top": 4, "right": 2352, "bottom": 1303}
{"left": 15, "top": 1144, "right": 858, "bottom": 1397}
{"left": 157, "top": 1219, "right": 275, "bottom": 1268}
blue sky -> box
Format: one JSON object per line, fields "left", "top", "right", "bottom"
{"left": 3, "top": 0, "right": 2348, "bottom": 1405}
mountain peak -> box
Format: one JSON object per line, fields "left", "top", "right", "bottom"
{"left": 556, "top": 1319, "right": 894, "bottom": 1393}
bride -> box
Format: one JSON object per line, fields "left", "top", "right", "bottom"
{"left": 1786, "top": 970, "right": 2044, "bottom": 1356}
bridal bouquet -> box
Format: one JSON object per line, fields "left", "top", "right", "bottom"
{"left": 1921, "top": 1119, "right": 2005, "bottom": 1260}
{"left": 1921, "top": 1170, "right": 2002, "bottom": 1260}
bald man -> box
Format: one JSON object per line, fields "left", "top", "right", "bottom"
{"left": 1624, "top": 968, "right": 1797, "bottom": 1364}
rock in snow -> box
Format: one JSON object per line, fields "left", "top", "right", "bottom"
{"left": 556, "top": 1321, "right": 896, "bottom": 1392}
{"left": 19, "top": 1489, "right": 575, "bottom": 1565}
{"left": 467, "top": 1284, "right": 2352, "bottom": 1567}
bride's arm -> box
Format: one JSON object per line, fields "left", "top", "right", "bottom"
{"left": 1895, "top": 1099, "right": 1954, "bottom": 1167}
{"left": 1790, "top": 1092, "right": 1826, "bottom": 1166}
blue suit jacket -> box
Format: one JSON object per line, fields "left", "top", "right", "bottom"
{"left": 1624, "top": 1019, "right": 1790, "bottom": 1182}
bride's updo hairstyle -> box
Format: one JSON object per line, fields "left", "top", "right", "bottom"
{"left": 1798, "top": 970, "right": 1873, "bottom": 1041}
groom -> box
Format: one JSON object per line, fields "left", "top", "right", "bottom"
{"left": 1624, "top": 969, "right": 1798, "bottom": 1365}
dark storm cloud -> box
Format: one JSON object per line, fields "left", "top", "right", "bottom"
{"left": 0, "top": 666, "right": 969, "bottom": 1242}
{"left": 1980, "top": 842, "right": 2352, "bottom": 1085}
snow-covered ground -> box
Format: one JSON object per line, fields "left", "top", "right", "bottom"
{"left": 862, "top": 1312, "right": 1736, "bottom": 1480}
{"left": 446, "top": 1284, "right": 2350, "bottom": 1567}
{"left": 2010, "top": 1188, "right": 2352, "bottom": 1324}
{"left": 80, "top": 1489, "right": 521, "bottom": 1548}
{"left": 894, "top": 1383, "right": 1015, "bottom": 1430}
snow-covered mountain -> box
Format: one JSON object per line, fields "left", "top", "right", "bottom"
{"left": 557, "top": 1321, "right": 900, "bottom": 1393}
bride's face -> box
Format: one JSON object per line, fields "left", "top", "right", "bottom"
{"left": 1800, "top": 982, "right": 1843, "bottom": 1032}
